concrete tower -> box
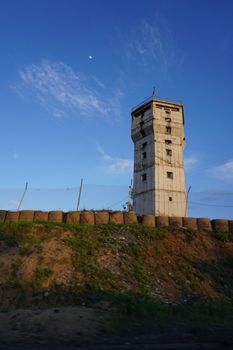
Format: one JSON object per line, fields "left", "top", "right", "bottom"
{"left": 131, "top": 95, "right": 187, "bottom": 217}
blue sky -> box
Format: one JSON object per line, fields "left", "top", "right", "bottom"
{"left": 0, "top": 0, "right": 233, "bottom": 218}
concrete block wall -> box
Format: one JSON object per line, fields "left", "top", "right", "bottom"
{"left": 0, "top": 209, "right": 232, "bottom": 232}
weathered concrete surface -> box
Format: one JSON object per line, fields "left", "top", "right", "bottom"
{"left": 124, "top": 211, "right": 138, "bottom": 224}
{"left": 197, "top": 218, "right": 212, "bottom": 231}
{"left": 156, "top": 216, "right": 169, "bottom": 227}
{"left": 211, "top": 219, "right": 229, "bottom": 232}
{"left": 182, "top": 217, "right": 197, "bottom": 230}
{"left": 95, "top": 211, "right": 109, "bottom": 224}
{"left": 5, "top": 211, "right": 19, "bottom": 222}
{"left": 80, "top": 211, "right": 95, "bottom": 225}
{"left": 19, "top": 210, "right": 35, "bottom": 222}
{"left": 34, "top": 211, "right": 49, "bottom": 222}
{"left": 65, "top": 211, "right": 80, "bottom": 224}
{"left": 109, "top": 212, "right": 124, "bottom": 225}
{"left": 169, "top": 216, "right": 183, "bottom": 227}
{"left": 0, "top": 210, "right": 7, "bottom": 222}
{"left": 142, "top": 215, "right": 155, "bottom": 226}
{"left": 229, "top": 220, "right": 233, "bottom": 234}
{"left": 48, "top": 211, "right": 64, "bottom": 223}
{"left": 131, "top": 98, "right": 187, "bottom": 217}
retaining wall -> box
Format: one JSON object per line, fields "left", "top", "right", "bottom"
{"left": 0, "top": 210, "right": 232, "bottom": 232}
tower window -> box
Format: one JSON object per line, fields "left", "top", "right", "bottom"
{"left": 140, "top": 130, "right": 146, "bottom": 137}
{"left": 142, "top": 151, "right": 147, "bottom": 159}
{"left": 165, "top": 139, "right": 172, "bottom": 144}
{"left": 167, "top": 171, "right": 173, "bottom": 179}
{"left": 166, "top": 126, "right": 171, "bottom": 134}
{"left": 142, "top": 142, "right": 147, "bottom": 149}
{"left": 165, "top": 110, "right": 171, "bottom": 114}
{"left": 165, "top": 117, "right": 171, "bottom": 122}
{"left": 141, "top": 173, "right": 147, "bottom": 182}
{"left": 166, "top": 149, "right": 172, "bottom": 156}
{"left": 169, "top": 197, "right": 172, "bottom": 201}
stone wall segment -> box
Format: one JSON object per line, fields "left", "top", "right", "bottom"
{"left": 0, "top": 210, "right": 7, "bottom": 222}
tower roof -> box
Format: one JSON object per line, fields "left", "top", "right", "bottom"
{"left": 131, "top": 95, "right": 183, "bottom": 114}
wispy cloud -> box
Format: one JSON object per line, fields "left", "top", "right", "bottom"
{"left": 123, "top": 17, "right": 184, "bottom": 78}
{"left": 7, "top": 199, "right": 20, "bottom": 210}
{"left": 213, "top": 160, "right": 233, "bottom": 180}
{"left": 97, "top": 143, "right": 133, "bottom": 174}
{"left": 184, "top": 156, "right": 198, "bottom": 172}
{"left": 12, "top": 60, "right": 123, "bottom": 119}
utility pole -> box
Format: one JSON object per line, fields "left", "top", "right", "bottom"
{"left": 17, "top": 182, "right": 28, "bottom": 211}
{"left": 185, "top": 185, "right": 191, "bottom": 217}
{"left": 127, "top": 179, "right": 133, "bottom": 212}
{"left": 76, "top": 178, "right": 83, "bottom": 211}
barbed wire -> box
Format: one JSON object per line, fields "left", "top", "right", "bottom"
{"left": 0, "top": 186, "right": 233, "bottom": 219}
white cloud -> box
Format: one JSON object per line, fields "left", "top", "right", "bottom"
{"left": 8, "top": 199, "right": 20, "bottom": 210}
{"left": 124, "top": 17, "right": 184, "bottom": 78}
{"left": 13, "top": 60, "right": 122, "bottom": 119}
{"left": 213, "top": 160, "right": 233, "bottom": 180}
{"left": 96, "top": 143, "right": 133, "bottom": 174}
{"left": 109, "top": 159, "right": 133, "bottom": 173}
{"left": 184, "top": 156, "right": 198, "bottom": 172}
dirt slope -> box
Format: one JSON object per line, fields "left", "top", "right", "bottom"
{"left": 0, "top": 221, "right": 232, "bottom": 345}
{"left": 0, "top": 221, "right": 232, "bottom": 306}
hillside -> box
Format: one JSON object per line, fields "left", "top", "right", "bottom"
{"left": 0, "top": 221, "right": 233, "bottom": 346}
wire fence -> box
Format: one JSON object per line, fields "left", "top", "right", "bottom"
{"left": 0, "top": 185, "right": 233, "bottom": 219}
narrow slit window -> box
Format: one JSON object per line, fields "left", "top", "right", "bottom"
{"left": 166, "top": 149, "right": 172, "bottom": 156}
{"left": 140, "top": 130, "right": 146, "bottom": 137}
{"left": 166, "top": 126, "right": 171, "bottom": 134}
{"left": 142, "top": 142, "right": 147, "bottom": 149}
{"left": 141, "top": 173, "right": 147, "bottom": 182}
{"left": 169, "top": 197, "right": 172, "bottom": 201}
{"left": 165, "top": 117, "right": 171, "bottom": 122}
{"left": 165, "top": 139, "right": 172, "bottom": 144}
{"left": 142, "top": 151, "right": 147, "bottom": 159}
{"left": 167, "top": 171, "right": 173, "bottom": 179}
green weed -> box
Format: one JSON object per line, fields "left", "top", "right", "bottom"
{"left": 34, "top": 267, "right": 53, "bottom": 284}
{"left": 214, "top": 231, "right": 229, "bottom": 243}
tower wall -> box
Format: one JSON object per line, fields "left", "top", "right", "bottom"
{"left": 131, "top": 97, "right": 187, "bottom": 217}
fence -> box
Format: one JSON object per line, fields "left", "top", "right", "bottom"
{"left": 0, "top": 185, "right": 233, "bottom": 219}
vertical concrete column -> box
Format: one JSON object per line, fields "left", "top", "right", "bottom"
{"left": 156, "top": 216, "right": 169, "bottom": 227}
{"left": 34, "top": 211, "right": 49, "bottom": 222}
{"left": 19, "top": 210, "right": 35, "bottom": 222}
{"left": 109, "top": 211, "right": 124, "bottom": 224}
{"left": 0, "top": 210, "right": 7, "bottom": 222}
{"left": 95, "top": 211, "right": 109, "bottom": 224}
{"left": 182, "top": 217, "right": 197, "bottom": 230}
{"left": 80, "top": 211, "right": 95, "bottom": 225}
{"left": 142, "top": 215, "right": 155, "bottom": 226}
{"left": 169, "top": 217, "right": 183, "bottom": 227}
{"left": 211, "top": 219, "right": 229, "bottom": 232}
{"left": 124, "top": 211, "right": 138, "bottom": 224}
{"left": 5, "top": 211, "right": 20, "bottom": 222}
{"left": 48, "top": 211, "right": 64, "bottom": 223}
{"left": 65, "top": 211, "right": 80, "bottom": 224}
{"left": 197, "top": 218, "right": 212, "bottom": 231}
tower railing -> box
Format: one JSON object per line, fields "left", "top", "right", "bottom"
{"left": 131, "top": 95, "right": 183, "bottom": 112}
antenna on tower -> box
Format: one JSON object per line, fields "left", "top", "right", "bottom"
{"left": 152, "top": 86, "right": 156, "bottom": 97}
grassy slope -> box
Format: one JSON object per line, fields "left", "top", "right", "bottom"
{"left": 0, "top": 221, "right": 233, "bottom": 338}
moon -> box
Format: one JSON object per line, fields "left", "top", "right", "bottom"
{"left": 88, "top": 55, "right": 93, "bottom": 59}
